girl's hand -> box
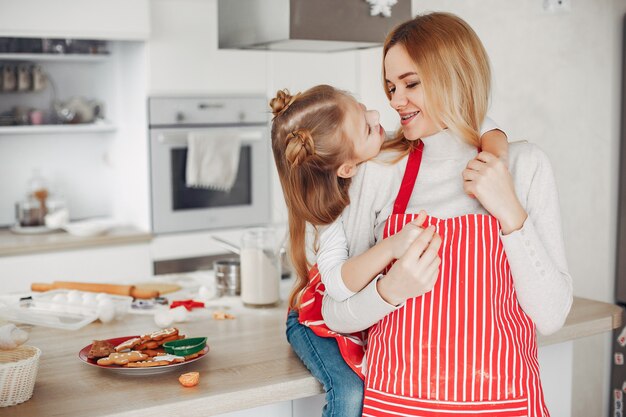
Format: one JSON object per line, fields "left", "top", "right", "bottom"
{"left": 462, "top": 151, "right": 527, "bottom": 234}
{"left": 388, "top": 210, "right": 427, "bottom": 259}
{"left": 377, "top": 225, "right": 442, "bottom": 306}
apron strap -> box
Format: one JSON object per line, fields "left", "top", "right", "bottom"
{"left": 392, "top": 140, "right": 424, "bottom": 215}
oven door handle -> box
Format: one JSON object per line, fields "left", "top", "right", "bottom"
{"left": 157, "top": 131, "right": 263, "bottom": 145}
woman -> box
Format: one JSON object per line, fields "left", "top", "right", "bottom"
{"left": 321, "top": 12, "right": 573, "bottom": 416}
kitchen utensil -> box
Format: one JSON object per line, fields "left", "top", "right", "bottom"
{"left": 211, "top": 235, "right": 240, "bottom": 255}
{"left": 240, "top": 227, "right": 281, "bottom": 307}
{"left": 214, "top": 259, "right": 240, "bottom": 296}
{"left": 30, "top": 281, "right": 159, "bottom": 300}
{"left": 0, "top": 345, "right": 40, "bottom": 407}
{"left": 163, "top": 337, "right": 207, "bottom": 356}
{"left": 132, "top": 282, "right": 181, "bottom": 295}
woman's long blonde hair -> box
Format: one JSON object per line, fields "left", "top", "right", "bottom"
{"left": 382, "top": 12, "right": 492, "bottom": 156}
{"left": 270, "top": 85, "right": 356, "bottom": 310}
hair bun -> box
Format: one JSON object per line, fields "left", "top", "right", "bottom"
{"left": 285, "top": 129, "right": 315, "bottom": 168}
{"left": 270, "top": 89, "right": 300, "bottom": 119}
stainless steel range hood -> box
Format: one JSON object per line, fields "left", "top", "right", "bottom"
{"left": 218, "top": 0, "right": 411, "bottom": 52}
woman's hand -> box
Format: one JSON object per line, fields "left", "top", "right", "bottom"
{"left": 462, "top": 151, "right": 527, "bottom": 234}
{"left": 388, "top": 210, "right": 427, "bottom": 259}
{"left": 377, "top": 225, "right": 442, "bottom": 306}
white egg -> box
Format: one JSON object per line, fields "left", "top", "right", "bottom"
{"left": 52, "top": 293, "right": 67, "bottom": 304}
{"left": 198, "top": 285, "right": 213, "bottom": 300}
{"left": 154, "top": 310, "right": 174, "bottom": 328}
{"left": 170, "top": 306, "right": 188, "bottom": 322}
{"left": 96, "top": 293, "right": 110, "bottom": 302}
{"left": 67, "top": 290, "right": 83, "bottom": 305}
{"left": 82, "top": 292, "right": 97, "bottom": 306}
{"left": 97, "top": 301, "right": 116, "bottom": 323}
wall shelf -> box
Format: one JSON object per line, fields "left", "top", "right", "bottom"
{"left": 0, "top": 122, "right": 116, "bottom": 135}
{"left": 0, "top": 53, "right": 109, "bottom": 63}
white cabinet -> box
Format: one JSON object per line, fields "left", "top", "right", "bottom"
{"left": 0, "top": 0, "right": 150, "bottom": 41}
{"left": 0, "top": 243, "right": 152, "bottom": 293}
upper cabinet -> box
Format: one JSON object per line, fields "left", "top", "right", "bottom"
{"left": 0, "top": 0, "right": 150, "bottom": 41}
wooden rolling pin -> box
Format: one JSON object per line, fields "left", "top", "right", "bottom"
{"left": 31, "top": 281, "right": 159, "bottom": 299}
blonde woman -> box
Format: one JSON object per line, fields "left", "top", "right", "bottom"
{"left": 270, "top": 84, "right": 507, "bottom": 416}
{"left": 320, "top": 12, "right": 573, "bottom": 416}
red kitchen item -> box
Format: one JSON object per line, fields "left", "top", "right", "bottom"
{"left": 170, "top": 300, "right": 205, "bottom": 311}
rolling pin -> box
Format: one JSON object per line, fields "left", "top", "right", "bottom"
{"left": 31, "top": 281, "right": 159, "bottom": 299}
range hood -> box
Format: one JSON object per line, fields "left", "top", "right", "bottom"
{"left": 218, "top": 0, "right": 411, "bottom": 53}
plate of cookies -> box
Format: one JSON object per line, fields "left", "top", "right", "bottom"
{"left": 79, "top": 327, "right": 209, "bottom": 375}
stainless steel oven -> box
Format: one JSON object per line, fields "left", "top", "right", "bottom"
{"left": 149, "top": 96, "right": 270, "bottom": 234}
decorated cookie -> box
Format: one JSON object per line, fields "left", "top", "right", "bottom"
{"left": 141, "top": 327, "right": 179, "bottom": 341}
{"left": 97, "top": 351, "right": 148, "bottom": 366}
{"left": 114, "top": 337, "right": 142, "bottom": 352}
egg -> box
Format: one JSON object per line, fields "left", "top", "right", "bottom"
{"left": 198, "top": 285, "right": 213, "bottom": 300}
{"left": 154, "top": 310, "right": 174, "bottom": 328}
{"left": 82, "top": 292, "right": 97, "bottom": 306}
{"left": 97, "top": 299, "right": 116, "bottom": 323}
{"left": 96, "top": 293, "right": 110, "bottom": 302}
{"left": 170, "top": 306, "right": 188, "bottom": 322}
{"left": 67, "top": 290, "right": 83, "bottom": 305}
{"left": 52, "top": 293, "right": 67, "bottom": 304}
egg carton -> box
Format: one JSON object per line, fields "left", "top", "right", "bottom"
{"left": 31, "top": 290, "right": 132, "bottom": 318}
{"left": 0, "top": 290, "right": 133, "bottom": 331}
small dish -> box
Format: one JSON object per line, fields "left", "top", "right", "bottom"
{"left": 163, "top": 337, "right": 207, "bottom": 356}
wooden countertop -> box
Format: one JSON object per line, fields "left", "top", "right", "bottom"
{"left": 0, "top": 227, "right": 152, "bottom": 257}
{"left": 0, "top": 296, "right": 620, "bottom": 417}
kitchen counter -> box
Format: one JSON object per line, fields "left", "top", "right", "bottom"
{"left": 0, "top": 227, "right": 152, "bottom": 257}
{"left": 0, "top": 296, "right": 621, "bottom": 417}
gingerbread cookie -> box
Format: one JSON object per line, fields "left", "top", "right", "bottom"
{"left": 97, "top": 351, "right": 148, "bottom": 366}
{"left": 114, "top": 337, "right": 142, "bottom": 352}
{"left": 141, "top": 327, "right": 179, "bottom": 341}
{"left": 88, "top": 340, "right": 116, "bottom": 359}
{"left": 124, "top": 354, "right": 183, "bottom": 368}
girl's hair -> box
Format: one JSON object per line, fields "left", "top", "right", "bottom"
{"left": 382, "top": 12, "right": 491, "bottom": 156}
{"left": 270, "top": 85, "right": 356, "bottom": 310}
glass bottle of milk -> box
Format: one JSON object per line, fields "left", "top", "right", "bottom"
{"left": 240, "top": 227, "right": 281, "bottom": 307}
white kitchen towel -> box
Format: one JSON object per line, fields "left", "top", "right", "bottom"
{"left": 185, "top": 131, "right": 241, "bottom": 191}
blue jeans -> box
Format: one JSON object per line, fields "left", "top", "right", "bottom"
{"left": 286, "top": 310, "right": 364, "bottom": 417}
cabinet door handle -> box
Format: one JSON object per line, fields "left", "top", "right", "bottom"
{"left": 198, "top": 103, "right": 224, "bottom": 110}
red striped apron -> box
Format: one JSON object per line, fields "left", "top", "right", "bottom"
{"left": 363, "top": 144, "right": 549, "bottom": 416}
{"left": 297, "top": 264, "right": 368, "bottom": 378}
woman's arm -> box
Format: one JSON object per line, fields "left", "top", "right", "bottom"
{"left": 462, "top": 144, "right": 573, "bottom": 334}
{"left": 499, "top": 145, "right": 572, "bottom": 335}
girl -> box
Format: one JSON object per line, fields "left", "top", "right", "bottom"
{"left": 321, "top": 12, "right": 573, "bottom": 416}
{"left": 270, "top": 85, "right": 507, "bottom": 416}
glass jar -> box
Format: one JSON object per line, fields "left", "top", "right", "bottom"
{"left": 240, "top": 227, "right": 281, "bottom": 307}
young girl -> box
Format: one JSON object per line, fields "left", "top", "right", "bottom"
{"left": 320, "top": 12, "right": 572, "bottom": 416}
{"left": 270, "top": 85, "right": 508, "bottom": 416}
